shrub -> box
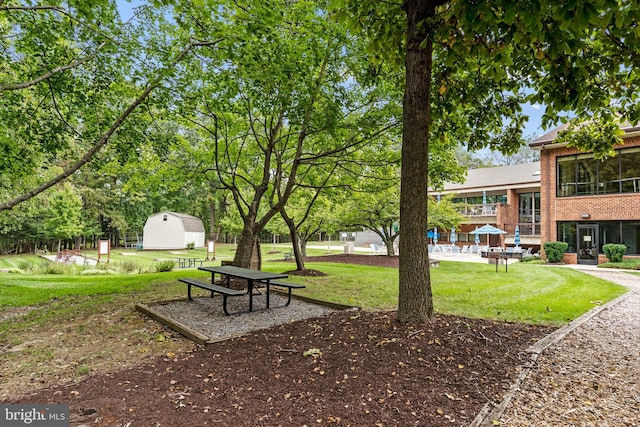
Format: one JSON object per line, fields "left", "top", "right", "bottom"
{"left": 187, "top": 242, "right": 195, "bottom": 250}
{"left": 519, "top": 255, "right": 543, "bottom": 264}
{"left": 154, "top": 260, "right": 175, "bottom": 272}
{"left": 602, "top": 244, "right": 626, "bottom": 263}
{"left": 119, "top": 260, "right": 139, "bottom": 273}
{"left": 37, "top": 261, "right": 75, "bottom": 275}
{"left": 17, "top": 260, "right": 33, "bottom": 271}
{"left": 543, "top": 241, "right": 568, "bottom": 263}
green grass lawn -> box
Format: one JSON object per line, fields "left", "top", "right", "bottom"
{"left": 1, "top": 252, "right": 627, "bottom": 327}
{"left": 0, "top": 243, "right": 342, "bottom": 272}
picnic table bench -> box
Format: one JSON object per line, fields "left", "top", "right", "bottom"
{"left": 257, "top": 279, "right": 305, "bottom": 307}
{"left": 55, "top": 249, "right": 81, "bottom": 263}
{"left": 198, "top": 265, "right": 289, "bottom": 313}
{"left": 481, "top": 248, "right": 523, "bottom": 272}
{"left": 179, "top": 278, "right": 244, "bottom": 315}
{"left": 175, "top": 257, "right": 204, "bottom": 268}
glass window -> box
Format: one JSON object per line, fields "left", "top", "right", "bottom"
{"left": 621, "top": 148, "right": 640, "bottom": 193}
{"left": 599, "top": 222, "right": 621, "bottom": 251}
{"left": 598, "top": 156, "right": 620, "bottom": 194}
{"left": 557, "top": 156, "right": 576, "bottom": 196}
{"left": 519, "top": 193, "right": 533, "bottom": 223}
{"left": 557, "top": 222, "right": 577, "bottom": 253}
{"left": 576, "top": 155, "right": 597, "bottom": 195}
{"left": 622, "top": 222, "right": 640, "bottom": 255}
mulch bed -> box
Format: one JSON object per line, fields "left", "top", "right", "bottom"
{"left": 6, "top": 254, "right": 554, "bottom": 426}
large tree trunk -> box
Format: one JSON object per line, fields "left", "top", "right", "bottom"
{"left": 234, "top": 215, "right": 257, "bottom": 268}
{"left": 398, "top": 0, "right": 436, "bottom": 322}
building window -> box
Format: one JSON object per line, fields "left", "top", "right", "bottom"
{"left": 621, "top": 148, "right": 640, "bottom": 193}
{"left": 576, "top": 154, "right": 597, "bottom": 195}
{"left": 557, "top": 222, "right": 577, "bottom": 253}
{"left": 557, "top": 147, "right": 640, "bottom": 197}
{"left": 622, "top": 222, "right": 640, "bottom": 255}
{"left": 518, "top": 192, "right": 540, "bottom": 235}
{"left": 599, "top": 222, "right": 621, "bottom": 249}
{"left": 558, "top": 221, "right": 640, "bottom": 255}
{"left": 557, "top": 156, "right": 576, "bottom": 196}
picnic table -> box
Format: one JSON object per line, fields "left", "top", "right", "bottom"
{"left": 175, "top": 257, "right": 203, "bottom": 268}
{"left": 481, "top": 247, "right": 524, "bottom": 272}
{"left": 198, "top": 265, "right": 290, "bottom": 312}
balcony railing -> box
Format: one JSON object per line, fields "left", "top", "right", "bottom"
{"left": 454, "top": 203, "right": 498, "bottom": 217}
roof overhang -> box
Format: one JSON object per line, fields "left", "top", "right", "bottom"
{"left": 529, "top": 124, "right": 640, "bottom": 150}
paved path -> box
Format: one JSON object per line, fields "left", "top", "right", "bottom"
{"left": 44, "top": 254, "right": 97, "bottom": 266}
{"left": 473, "top": 267, "right": 640, "bottom": 426}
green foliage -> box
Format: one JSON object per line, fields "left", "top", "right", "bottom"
{"left": 186, "top": 242, "right": 195, "bottom": 250}
{"left": 543, "top": 242, "right": 569, "bottom": 263}
{"left": 118, "top": 261, "right": 141, "bottom": 274}
{"left": 17, "top": 260, "right": 33, "bottom": 271}
{"left": 599, "top": 259, "right": 640, "bottom": 270}
{"left": 428, "top": 195, "right": 464, "bottom": 231}
{"left": 153, "top": 260, "right": 175, "bottom": 272}
{"left": 602, "top": 244, "right": 627, "bottom": 263}
{"left": 518, "top": 255, "right": 544, "bottom": 264}
{"left": 36, "top": 262, "right": 75, "bottom": 275}
{"left": 44, "top": 185, "right": 83, "bottom": 242}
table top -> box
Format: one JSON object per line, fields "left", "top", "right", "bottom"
{"left": 199, "top": 265, "right": 288, "bottom": 281}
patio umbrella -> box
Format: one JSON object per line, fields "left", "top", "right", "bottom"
{"left": 474, "top": 226, "right": 480, "bottom": 245}
{"left": 469, "top": 224, "right": 507, "bottom": 247}
{"left": 433, "top": 227, "right": 438, "bottom": 244}
{"left": 514, "top": 225, "right": 521, "bottom": 247}
{"left": 450, "top": 227, "right": 457, "bottom": 244}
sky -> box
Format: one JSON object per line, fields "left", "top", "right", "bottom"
{"left": 521, "top": 103, "right": 545, "bottom": 139}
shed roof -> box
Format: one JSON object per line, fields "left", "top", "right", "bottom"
{"left": 159, "top": 212, "right": 205, "bottom": 232}
{"left": 436, "top": 162, "right": 540, "bottom": 194}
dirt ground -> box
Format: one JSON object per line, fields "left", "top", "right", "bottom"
{"left": 3, "top": 254, "right": 554, "bottom": 426}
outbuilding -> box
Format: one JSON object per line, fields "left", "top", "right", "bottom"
{"left": 142, "top": 212, "right": 206, "bottom": 250}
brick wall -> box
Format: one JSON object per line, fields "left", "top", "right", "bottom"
{"left": 539, "top": 135, "right": 640, "bottom": 256}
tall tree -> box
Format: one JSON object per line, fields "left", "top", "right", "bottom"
{"left": 169, "top": 0, "right": 400, "bottom": 269}
{"left": 334, "top": 0, "right": 640, "bottom": 321}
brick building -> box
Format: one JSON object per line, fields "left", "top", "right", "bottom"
{"left": 530, "top": 123, "right": 640, "bottom": 264}
{"left": 434, "top": 162, "right": 541, "bottom": 250}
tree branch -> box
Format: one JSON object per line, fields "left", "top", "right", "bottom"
{"left": 0, "top": 39, "right": 222, "bottom": 211}
{"left": 0, "top": 41, "right": 107, "bottom": 91}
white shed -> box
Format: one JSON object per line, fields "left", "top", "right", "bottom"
{"left": 142, "top": 212, "right": 206, "bottom": 250}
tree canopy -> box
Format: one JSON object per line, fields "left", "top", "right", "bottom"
{"left": 334, "top": 0, "right": 640, "bottom": 321}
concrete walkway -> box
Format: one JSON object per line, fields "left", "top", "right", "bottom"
{"left": 44, "top": 254, "right": 97, "bottom": 267}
